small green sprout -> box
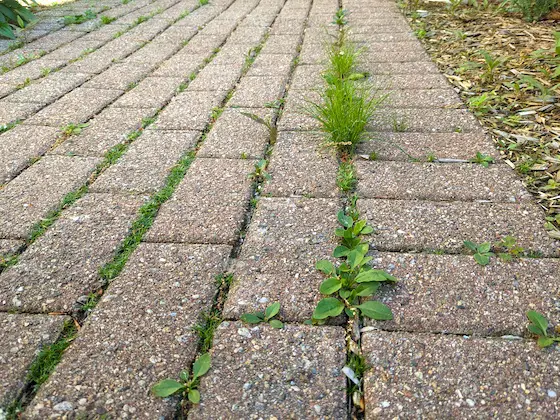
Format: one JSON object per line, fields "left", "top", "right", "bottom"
{"left": 152, "top": 353, "right": 211, "bottom": 403}
{"left": 527, "top": 311, "right": 560, "bottom": 348}
{"left": 241, "top": 302, "right": 284, "bottom": 329}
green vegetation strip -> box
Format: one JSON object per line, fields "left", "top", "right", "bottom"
{"left": 4, "top": 319, "right": 77, "bottom": 419}
{"left": 303, "top": 8, "right": 396, "bottom": 417}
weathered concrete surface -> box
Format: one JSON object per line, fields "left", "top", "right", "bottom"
{"left": 0, "top": 313, "right": 67, "bottom": 406}
{"left": 26, "top": 243, "right": 231, "bottom": 419}
{"left": 362, "top": 331, "right": 560, "bottom": 418}
{"left": 146, "top": 158, "right": 255, "bottom": 245}
{"left": 0, "top": 193, "right": 143, "bottom": 313}
{"left": 188, "top": 322, "right": 347, "bottom": 419}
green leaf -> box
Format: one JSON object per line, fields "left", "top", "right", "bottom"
{"left": 537, "top": 336, "right": 555, "bottom": 348}
{"left": 333, "top": 245, "right": 350, "bottom": 257}
{"left": 478, "top": 242, "right": 492, "bottom": 253}
{"left": 320, "top": 277, "right": 342, "bottom": 295}
{"left": 188, "top": 389, "right": 201, "bottom": 404}
{"left": 528, "top": 324, "right": 544, "bottom": 337}
{"left": 337, "top": 210, "right": 353, "bottom": 228}
{"left": 344, "top": 307, "right": 355, "bottom": 317}
{"left": 355, "top": 282, "right": 380, "bottom": 297}
{"left": 335, "top": 228, "right": 345, "bottom": 237}
{"left": 360, "top": 225, "right": 374, "bottom": 235}
{"left": 339, "top": 289, "right": 351, "bottom": 299}
{"left": 179, "top": 370, "right": 189, "bottom": 382}
{"left": 269, "top": 319, "right": 284, "bottom": 329}
{"left": 497, "top": 252, "right": 512, "bottom": 262}
{"left": 357, "top": 301, "right": 393, "bottom": 320}
{"left": 264, "top": 302, "right": 280, "bottom": 321}
{"left": 313, "top": 297, "right": 345, "bottom": 320}
{"left": 354, "top": 242, "right": 369, "bottom": 255}
{"left": 355, "top": 269, "right": 391, "bottom": 283}
{"left": 152, "top": 379, "right": 185, "bottom": 397}
{"left": 527, "top": 310, "right": 549, "bottom": 337}
{"left": 474, "top": 253, "right": 490, "bottom": 266}
{"left": 347, "top": 249, "right": 364, "bottom": 269}
{"left": 240, "top": 313, "right": 263, "bottom": 324}
{"left": 316, "top": 259, "right": 335, "bottom": 275}
{"left": 463, "top": 240, "right": 478, "bottom": 252}
{"left": 192, "top": 353, "right": 211, "bottom": 379}
{"left": 353, "top": 220, "right": 366, "bottom": 234}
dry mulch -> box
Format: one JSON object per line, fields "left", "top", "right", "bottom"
{"left": 400, "top": 1, "right": 560, "bottom": 238}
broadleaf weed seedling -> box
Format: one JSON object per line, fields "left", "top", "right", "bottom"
{"left": 469, "top": 151, "right": 495, "bottom": 167}
{"left": 152, "top": 353, "right": 211, "bottom": 403}
{"left": 61, "top": 122, "right": 89, "bottom": 136}
{"left": 248, "top": 159, "right": 271, "bottom": 183}
{"left": 309, "top": 211, "right": 396, "bottom": 324}
{"left": 337, "top": 161, "right": 357, "bottom": 192}
{"left": 464, "top": 236, "right": 524, "bottom": 265}
{"left": 241, "top": 302, "right": 284, "bottom": 329}
{"left": 526, "top": 310, "right": 560, "bottom": 348}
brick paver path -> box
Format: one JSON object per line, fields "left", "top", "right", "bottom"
{"left": 1, "top": 0, "right": 559, "bottom": 418}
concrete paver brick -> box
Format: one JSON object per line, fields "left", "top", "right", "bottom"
{"left": 188, "top": 322, "right": 347, "bottom": 419}
{"left": 26, "top": 243, "right": 231, "bottom": 419}
{"left": 0, "top": 193, "right": 143, "bottom": 313}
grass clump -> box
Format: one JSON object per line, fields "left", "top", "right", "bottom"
{"left": 306, "top": 32, "right": 383, "bottom": 154}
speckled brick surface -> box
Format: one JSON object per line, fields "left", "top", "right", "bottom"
{"left": 188, "top": 322, "right": 347, "bottom": 419}
{"left": 362, "top": 331, "right": 560, "bottom": 418}
{"left": 26, "top": 243, "right": 230, "bottom": 419}
{"left": 0, "top": 313, "right": 67, "bottom": 406}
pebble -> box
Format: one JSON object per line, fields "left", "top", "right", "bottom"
{"left": 238, "top": 327, "right": 251, "bottom": 338}
{"left": 466, "top": 399, "right": 475, "bottom": 407}
{"left": 548, "top": 390, "right": 557, "bottom": 398}
{"left": 53, "top": 401, "right": 73, "bottom": 412}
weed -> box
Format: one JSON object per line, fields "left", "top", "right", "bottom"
{"left": 309, "top": 211, "right": 396, "bottom": 324}
{"left": 240, "top": 152, "right": 248, "bottom": 159}
{"left": 199, "top": 0, "right": 209, "bottom": 5}
{"left": 527, "top": 310, "right": 560, "bottom": 348}
{"left": 27, "top": 320, "right": 77, "bottom": 391}
{"left": 241, "top": 302, "right": 284, "bottom": 329}
{"left": 40, "top": 67, "right": 52, "bottom": 76}
{"left": 193, "top": 309, "right": 222, "bottom": 353}
{"left": 152, "top": 353, "right": 211, "bottom": 403}
{"left": 64, "top": 9, "right": 96, "bottom": 25}
{"left": 324, "top": 37, "right": 363, "bottom": 82}
{"left": 248, "top": 159, "right": 271, "bottom": 183}
{"left": 464, "top": 236, "right": 524, "bottom": 265}
{"left": 100, "top": 15, "right": 116, "bottom": 25}
{"left": 61, "top": 122, "right": 89, "bottom": 136}
{"left": 510, "top": 0, "right": 558, "bottom": 21}
{"left": 463, "top": 240, "right": 493, "bottom": 265}
{"left": 307, "top": 79, "right": 382, "bottom": 153}
{"left": 240, "top": 111, "right": 277, "bottom": 144}
{"left": 332, "top": 8, "right": 348, "bottom": 26}
{"left": 99, "top": 151, "right": 196, "bottom": 280}
{"left": 134, "top": 15, "right": 148, "bottom": 25}
{"left": 478, "top": 50, "right": 507, "bottom": 83}
{"left": 467, "top": 92, "right": 494, "bottom": 116}
{"left": 368, "top": 151, "right": 377, "bottom": 161}
{"left": 469, "top": 151, "right": 494, "bottom": 167}
{"left": 337, "top": 161, "right": 357, "bottom": 192}
{"left": 16, "top": 77, "right": 31, "bottom": 89}
{"left": 0, "top": 120, "right": 20, "bottom": 133}
{"left": 426, "top": 152, "right": 437, "bottom": 162}
{"left": 494, "top": 235, "right": 524, "bottom": 261}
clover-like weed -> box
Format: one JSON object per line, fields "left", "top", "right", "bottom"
{"left": 241, "top": 302, "right": 284, "bottom": 329}
{"left": 152, "top": 353, "right": 211, "bottom": 403}
{"left": 464, "top": 236, "right": 524, "bottom": 265}
{"left": 249, "top": 159, "right": 271, "bottom": 182}
{"left": 310, "top": 211, "right": 396, "bottom": 323}
{"left": 464, "top": 240, "right": 493, "bottom": 265}
{"left": 527, "top": 311, "right": 560, "bottom": 348}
